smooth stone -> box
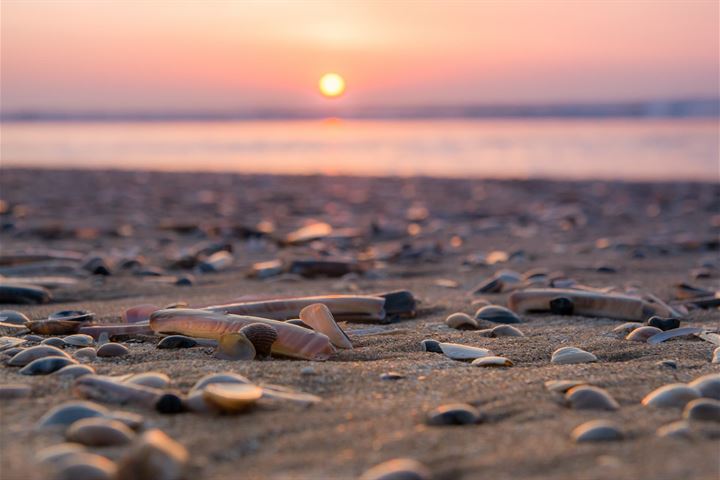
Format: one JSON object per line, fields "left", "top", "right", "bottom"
{"left": 474, "top": 305, "right": 521, "bottom": 324}
{"left": 20, "top": 356, "right": 77, "bottom": 375}
{"left": 426, "top": 403, "right": 482, "bottom": 426}
{"left": 565, "top": 386, "right": 619, "bottom": 411}
{"left": 53, "top": 364, "right": 96, "bottom": 379}
{"left": 35, "top": 443, "right": 87, "bottom": 465}
{"left": 420, "top": 339, "right": 442, "bottom": 353}
{"left": 683, "top": 398, "right": 720, "bottom": 422}
{"left": 471, "top": 356, "right": 513, "bottom": 367}
{"left": 551, "top": 347, "right": 597, "bottom": 365}
{"left": 51, "top": 452, "right": 116, "bottom": 480}
{"left": 115, "top": 429, "right": 188, "bottom": 480}
{"left": 202, "top": 383, "right": 263, "bottom": 413}
{"left": 0, "top": 383, "right": 32, "bottom": 399}
{"left": 380, "top": 372, "right": 405, "bottom": 380}
{"left": 214, "top": 332, "right": 256, "bottom": 361}
{"left": 8, "top": 344, "right": 71, "bottom": 366}
{"left": 157, "top": 335, "right": 197, "bottom": 349}
{"left": 96, "top": 343, "right": 129, "bottom": 358}
{"left": 125, "top": 372, "right": 171, "bottom": 389}
{"left": 647, "top": 316, "right": 680, "bottom": 331}
{"left": 37, "top": 401, "right": 109, "bottom": 428}
{"left": 42, "top": 337, "right": 67, "bottom": 348}
{"left": 642, "top": 384, "right": 701, "bottom": 408}
{"left": 438, "top": 342, "right": 492, "bottom": 361}
{"left": 544, "top": 380, "right": 588, "bottom": 393}
{"left": 63, "top": 334, "right": 94, "bottom": 347}
{"left": 656, "top": 420, "right": 693, "bottom": 439}
{"left": 190, "top": 372, "right": 251, "bottom": 393}
{"left": 445, "top": 312, "right": 478, "bottom": 330}
{"left": 626, "top": 326, "right": 663, "bottom": 342}
{"left": 66, "top": 417, "right": 136, "bottom": 446}
{"left": 488, "top": 325, "right": 524, "bottom": 337}
{"left": 572, "top": 420, "right": 623, "bottom": 442}
{"left": 74, "top": 347, "right": 97, "bottom": 362}
{"left": 359, "top": 458, "right": 431, "bottom": 480}
{"left": 689, "top": 373, "right": 720, "bottom": 400}
{"left": 0, "top": 310, "right": 30, "bottom": 325}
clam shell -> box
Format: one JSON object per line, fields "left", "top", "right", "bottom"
{"left": 66, "top": 417, "right": 136, "bottom": 446}
{"left": 299, "top": 303, "right": 352, "bottom": 349}
{"left": 190, "top": 372, "right": 251, "bottom": 393}
{"left": 42, "top": 337, "right": 66, "bottom": 348}
{"left": 565, "top": 386, "right": 619, "bottom": 410}
{"left": 612, "top": 322, "right": 642, "bottom": 334}
{"left": 8, "top": 345, "right": 71, "bottom": 366}
{"left": 215, "top": 332, "right": 256, "bottom": 361}
{"left": 626, "top": 326, "right": 663, "bottom": 342}
{"left": 115, "top": 429, "right": 188, "bottom": 480}
{"left": 35, "top": 443, "right": 87, "bottom": 466}
{"left": 471, "top": 356, "right": 513, "bottom": 367}
{"left": 63, "top": 334, "right": 94, "bottom": 347}
{"left": 656, "top": 420, "right": 693, "bottom": 438}
{"left": 488, "top": 325, "right": 524, "bottom": 337}
{"left": 37, "top": 401, "right": 109, "bottom": 428}
{"left": 688, "top": 373, "right": 720, "bottom": 400}
{"left": 0, "top": 384, "right": 32, "bottom": 399}
{"left": 474, "top": 305, "right": 521, "bottom": 324}
{"left": 426, "top": 403, "right": 482, "bottom": 426}
{"left": 239, "top": 323, "right": 279, "bottom": 357}
{"left": 202, "top": 383, "right": 262, "bottom": 413}
{"left": 438, "top": 342, "right": 492, "bottom": 360}
{"left": 125, "top": 372, "right": 171, "bottom": 389}
{"left": 544, "top": 380, "right": 588, "bottom": 393}
{"left": 0, "top": 310, "right": 30, "bottom": 325}
{"left": 642, "top": 383, "right": 701, "bottom": 408}
{"left": 51, "top": 452, "right": 117, "bottom": 480}
{"left": 52, "top": 364, "right": 96, "bottom": 380}
{"left": 359, "top": 458, "right": 431, "bottom": 480}
{"left": 682, "top": 398, "right": 720, "bottom": 422}
{"left": 96, "top": 343, "right": 129, "bottom": 358}
{"left": 551, "top": 347, "right": 597, "bottom": 365}
{"left": 572, "top": 420, "right": 623, "bottom": 442}
{"left": 445, "top": 313, "right": 478, "bottom": 330}
{"left": 20, "top": 356, "right": 77, "bottom": 375}
{"left": 49, "top": 310, "right": 95, "bottom": 323}
{"left": 182, "top": 390, "right": 219, "bottom": 413}
{"left": 74, "top": 347, "right": 97, "bottom": 362}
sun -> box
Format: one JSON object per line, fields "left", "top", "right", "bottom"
{"left": 318, "top": 73, "right": 345, "bottom": 98}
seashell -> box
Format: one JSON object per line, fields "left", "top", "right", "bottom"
{"left": 74, "top": 375, "right": 183, "bottom": 414}
{"left": 123, "top": 304, "right": 160, "bottom": 324}
{"left": 474, "top": 305, "right": 521, "bottom": 324}
{"left": 53, "top": 364, "right": 96, "bottom": 380}
{"left": 0, "top": 283, "right": 51, "bottom": 304}
{"left": 0, "top": 383, "right": 32, "bottom": 399}
{"left": 420, "top": 339, "right": 442, "bottom": 353}
{"left": 42, "top": 337, "right": 66, "bottom": 348}
{"left": 36, "top": 401, "right": 109, "bottom": 428}
{"left": 115, "top": 429, "right": 188, "bottom": 480}
{"left": 66, "top": 417, "right": 136, "bottom": 446}
{"left": 713, "top": 347, "right": 720, "bottom": 364}
{"left": 96, "top": 343, "right": 129, "bottom": 358}
{"left": 285, "top": 319, "right": 312, "bottom": 329}
{"left": 215, "top": 332, "right": 256, "bottom": 361}
{"left": 24, "top": 334, "right": 43, "bottom": 342}
{"left": 647, "top": 327, "right": 706, "bottom": 344}
{"left": 299, "top": 303, "right": 352, "bottom": 349}
{"left": 20, "top": 356, "right": 77, "bottom": 375}
{"left": 445, "top": 312, "right": 478, "bottom": 330}
{"left": 572, "top": 420, "right": 623, "bottom": 442}
{"left": 125, "top": 372, "right": 171, "bottom": 389}
{"left": 79, "top": 324, "right": 154, "bottom": 340}
{"left": 642, "top": 383, "right": 701, "bottom": 408}
{"left": 285, "top": 222, "right": 332, "bottom": 244}
{"left": 0, "top": 322, "right": 28, "bottom": 336}
{"left": 157, "top": 335, "right": 197, "bottom": 349}
{"left": 656, "top": 420, "right": 693, "bottom": 438}
{"left": 8, "top": 344, "right": 71, "bottom": 366}
{"left": 2, "top": 346, "right": 24, "bottom": 357}
{"left": 688, "top": 374, "right": 720, "bottom": 400}
{"left": 259, "top": 384, "right": 322, "bottom": 406}
{"left": 248, "top": 259, "right": 284, "bottom": 279}
{"left": 239, "top": 323, "right": 280, "bottom": 357}
{"left": 612, "top": 322, "right": 642, "bottom": 334}
{"left": 49, "top": 310, "right": 95, "bottom": 323}
{"left": 472, "top": 270, "right": 521, "bottom": 294}
{"left": 182, "top": 390, "right": 218, "bottom": 413}
{"left": 106, "top": 411, "right": 145, "bottom": 431}
{"left": 626, "top": 326, "right": 663, "bottom": 342}
{"left": 359, "top": 458, "right": 431, "bottom": 480}
{"left": 150, "top": 309, "right": 335, "bottom": 361}
{"left": 471, "top": 356, "right": 513, "bottom": 367}
{"left": 565, "top": 386, "right": 619, "bottom": 410}
{"left": 0, "top": 336, "right": 26, "bottom": 351}
{"left": 380, "top": 372, "right": 405, "bottom": 380}
{"left": 437, "top": 342, "right": 492, "bottom": 360}
{"left": 674, "top": 282, "right": 714, "bottom": 299}
{"left": 202, "top": 383, "right": 263, "bottom": 413}
{"left": 0, "top": 310, "right": 30, "bottom": 325}
{"left": 488, "top": 325, "right": 524, "bottom": 337}
{"left": 551, "top": 347, "right": 597, "bottom": 365}
{"left": 27, "top": 319, "right": 85, "bottom": 335}
{"left": 682, "top": 398, "right": 720, "bottom": 422}
{"left": 74, "top": 347, "right": 97, "bottom": 362}
{"left": 471, "top": 299, "right": 491, "bottom": 309}
{"left": 647, "top": 316, "right": 680, "bottom": 331}
{"left": 51, "top": 452, "right": 117, "bottom": 480}
{"left": 35, "top": 443, "right": 87, "bottom": 466}
{"left": 426, "top": 403, "right": 482, "bottom": 426}
{"left": 190, "top": 372, "right": 251, "bottom": 393}
{"left": 697, "top": 331, "right": 720, "bottom": 346}
{"left": 63, "top": 334, "right": 94, "bottom": 347}
{"left": 544, "top": 380, "right": 588, "bottom": 393}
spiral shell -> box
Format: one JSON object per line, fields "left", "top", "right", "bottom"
{"left": 239, "top": 323, "right": 278, "bottom": 358}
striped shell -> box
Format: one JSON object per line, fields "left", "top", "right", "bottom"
{"left": 239, "top": 323, "right": 278, "bottom": 358}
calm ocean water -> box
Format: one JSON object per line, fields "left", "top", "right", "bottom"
{"left": 1, "top": 119, "right": 718, "bottom": 180}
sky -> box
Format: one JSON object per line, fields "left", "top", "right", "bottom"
{"left": 1, "top": 0, "right": 718, "bottom": 112}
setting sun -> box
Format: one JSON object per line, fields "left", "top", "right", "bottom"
{"left": 318, "top": 73, "right": 345, "bottom": 98}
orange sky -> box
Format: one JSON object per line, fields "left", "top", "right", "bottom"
{"left": 1, "top": 1, "right": 718, "bottom": 111}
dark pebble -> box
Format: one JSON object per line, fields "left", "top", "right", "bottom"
{"left": 420, "top": 339, "right": 442, "bottom": 353}
{"left": 426, "top": 403, "right": 482, "bottom": 426}
{"left": 647, "top": 316, "right": 680, "bottom": 331}
{"left": 157, "top": 336, "right": 197, "bottom": 349}
{"left": 155, "top": 393, "right": 185, "bottom": 414}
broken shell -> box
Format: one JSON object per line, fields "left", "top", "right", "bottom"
{"left": 215, "top": 332, "right": 256, "bottom": 361}
{"left": 488, "top": 325, "right": 524, "bottom": 337}
{"left": 63, "top": 334, "right": 94, "bottom": 347}
{"left": 426, "top": 403, "right": 482, "bottom": 426}
{"left": 36, "top": 401, "right": 109, "bottom": 428}
{"left": 96, "top": 343, "right": 129, "bottom": 358}
{"left": 8, "top": 345, "right": 71, "bottom": 366}
{"left": 115, "top": 429, "right": 188, "bottom": 480}
{"left": 157, "top": 335, "right": 197, "bottom": 349}
{"left": 74, "top": 347, "right": 96, "bottom": 362}
{"left": 52, "top": 364, "right": 96, "bottom": 380}
{"left": 20, "top": 356, "right": 77, "bottom": 375}
{"left": 565, "top": 386, "right": 619, "bottom": 411}
{"left": 551, "top": 347, "right": 597, "bottom": 364}
{"left": 626, "top": 326, "right": 663, "bottom": 342}
{"left": 445, "top": 312, "right": 478, "bottom": 330}
{"left": 51, "top": 452, "right": 117, "bottom": 480}
{"left": 544, "top": 380, "right": 588, "bottom": 393}
{"left": 474, "top": 305, "right": 521, "bottom": 324}
{"left": 0, "top": 310, "right": 30, "bottom": 325}
{"left": 656, "top": 420, "right": 693, "bottom": 438}
{"left": 642, "top": 383, "right": 701, "bottom": 408}
{"left": 202, "top": 383, "right": 263, "bottom": 413}
{"left": 572, "top": 420, "right": 623, "bottom": 442}
{"left": 420, "top": 339, "right": 442, "bottom": 353}
{"left": 190, "top": 372, "right": 251, "bottom": 393}
{"left": 299, "top": 303, "right": 352, "bottom": 349}
{"left": 125, "top": 372, "right": 171, "bottom": 389}
{"left": 647, "top": 327, "right": 706, "bottom": 344}
{"left": 0, "top": 384, "right": 32, "bottom": 399}
{"left": 682, "top": 398, "right": 720, "bottom": 422}
{"left": 359, "top": 458, "right": 431, "bottom": 480}
{"left": 612, "top": 322, "right": 642, "bottom": 334}
{"left": 688, "top": 373, "right": 720, "bottom": 400}
{"left": 239, "top": 323, "right": 279, "bottom": 357}
{"left": 438, "top": 342, "right": 492, "bottom": 360}
{"left": 647, "top": 316, "right": 680, "bottom": 331}
{"left": 66, "top": 417, "right": 136, "bottom": 446}
{"left": 0, "top": 322, "right": 28, "bottom": 336}
{"left": 42, "top": 337, "right": 66, "bottom": 348}
{"left": 471, "top": 356, "right": 513, "bottom": 367}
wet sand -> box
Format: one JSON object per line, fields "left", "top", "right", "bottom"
{"left": 0, "top": 169, "right": 718, "bottom": 479}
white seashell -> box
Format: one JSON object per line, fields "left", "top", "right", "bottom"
{"left": 642, "top": 383, "right": 701, "bottom": 408}
{"left": 445, "top": 312, "right": 478, "bottom": 330}
{"left": 565, "top": 386, "right": 619, "bottom": 411}
{"left": 471, "top": 356, "right": 513, "bottom": 367}
{"left": 551, "top": 347, "right": 597, "bottom": 364}
{"left": 572, "top": 420, "right": 623, "bottom": 442}
{"left": 625, "top": 326, "right": 662, "bottom": 342}
{"left": 438, "top": 342, "right": 492, "bottom": 360}
{"left": 688, "top": 373, "right": 720, "bottom": 400}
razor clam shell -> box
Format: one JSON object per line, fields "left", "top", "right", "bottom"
{"left": 74, "top": 375, "right": 167, "bottom": 410}
{"left": 27, "top": 319, "right": 86, "bottom": 335}
{"left": 438, "top": 343, "right": 492, "bottom": 360}
{"left": 471, "top": 356, "right": 513, "bottom": 367}
{"left": 642, "top": 383, "right": 701, "bottom": 408}
{"left": 299, "top": 303, "right": 352, "bottom": 349}
{"left": 646, "top": 327, "right": 706, "bottom": 344}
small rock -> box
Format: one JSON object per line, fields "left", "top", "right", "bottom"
{"left": 300, "top": 367, "right": 316, "bottom": 376}
{"left": 445, "top": 312, "right": 478, "bottom": 330}
{"left": 647, "top": 316, "right": 680, "bottom": 331}
{"left": 426, "top": 403, "right": 482, "bottom": 426}
{"left": 380, "top": 372, "right": 405, "bottom": 380}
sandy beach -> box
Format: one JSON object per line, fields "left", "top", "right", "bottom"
{"left": 0, "top": 169, "right": 718, "bottom": 479}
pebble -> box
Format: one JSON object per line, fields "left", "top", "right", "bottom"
{"left": 626, "top": 326, "right": 663, "bottom": 342}
{"left": 20, "top": 356, "right": 77, "bottom": 375}
{"left": 8, "top": 344, "right": 71, "bottom": 366}
{"left": 52, "top": 364, "right": 96, "bottom": 379}
{"left": 642, "top": 383, "right": 701, "bottom": 408}
{"left": 0, "top": 310, "right": 30, "bottom": 325}
{"left": 656, "top": 420, "right": 693, "bottom": 439}
{"left": 572, "top": 420, "right": 623, "bottom": 442}
{"left": 565, "top": 386, "right": 619, "bottom": 411}
{"left": 66, "top": 417, "right": 136, "bottom": 446}
{"left": 683, "top": 398, "right": 720, "bottom": 422}
{"left": 190, "top": 372, "right": 251, "bottom": 393}
{"left": 445, "top": 312, "right": 478, "bottom": 330}
{"left": 202, "top": 383, "right": 263, "bottom": 413}
{"left": 380, "top": 372, "right": 406, "bottom": 380}
{"left": 471, "top": 356, "right": 513, "bottom": 367}
{"left": 42, "top": 337, "right": 67, "bottom": 348}
{"left": 96, "top": 343, "right": 129, "bottom": 358}
{"left": 215, "top": 332, "right": 256, "bottom": 361}
{"left": 0, "top": 384, "right": 32, "bottom": 399}
{"left": 688, "top": 373, "right": 720, "bottom": 400}
{"left": 474, "top": 305, "right": 521, "bottom": 324}
{"left": 420, "top": 339, "right": 442, "bottom": 353}
{"left": 37, "top": 401, "right": 109, "bottom": 428}
{"left": 359, "top": 458, "right": 431, "bottom": 480}
{"left": 647, "top": 316, "right": 680, "bottom": 331}
{"left": 157, "top": 335, "right": 197, "bottom": 349}
{"left": 51, "top": 452, "right": 117, "bottom": 480}
{"left": 125, "top": 372, "right": 171, "bottom": 389}
{"left": 551, "top": 347, "right": 597, "bottom": 365}
{"left": 426, "top": 403, "right": 482, "bottom": 426}
{"left": 115, "top": 429, "right": 188, "bottom": 480}
{"left": 74, "top": 347, "right": 97, "bottom": 362}
{"left": 63, "top": 334, "right": 94, "bottom": 347}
